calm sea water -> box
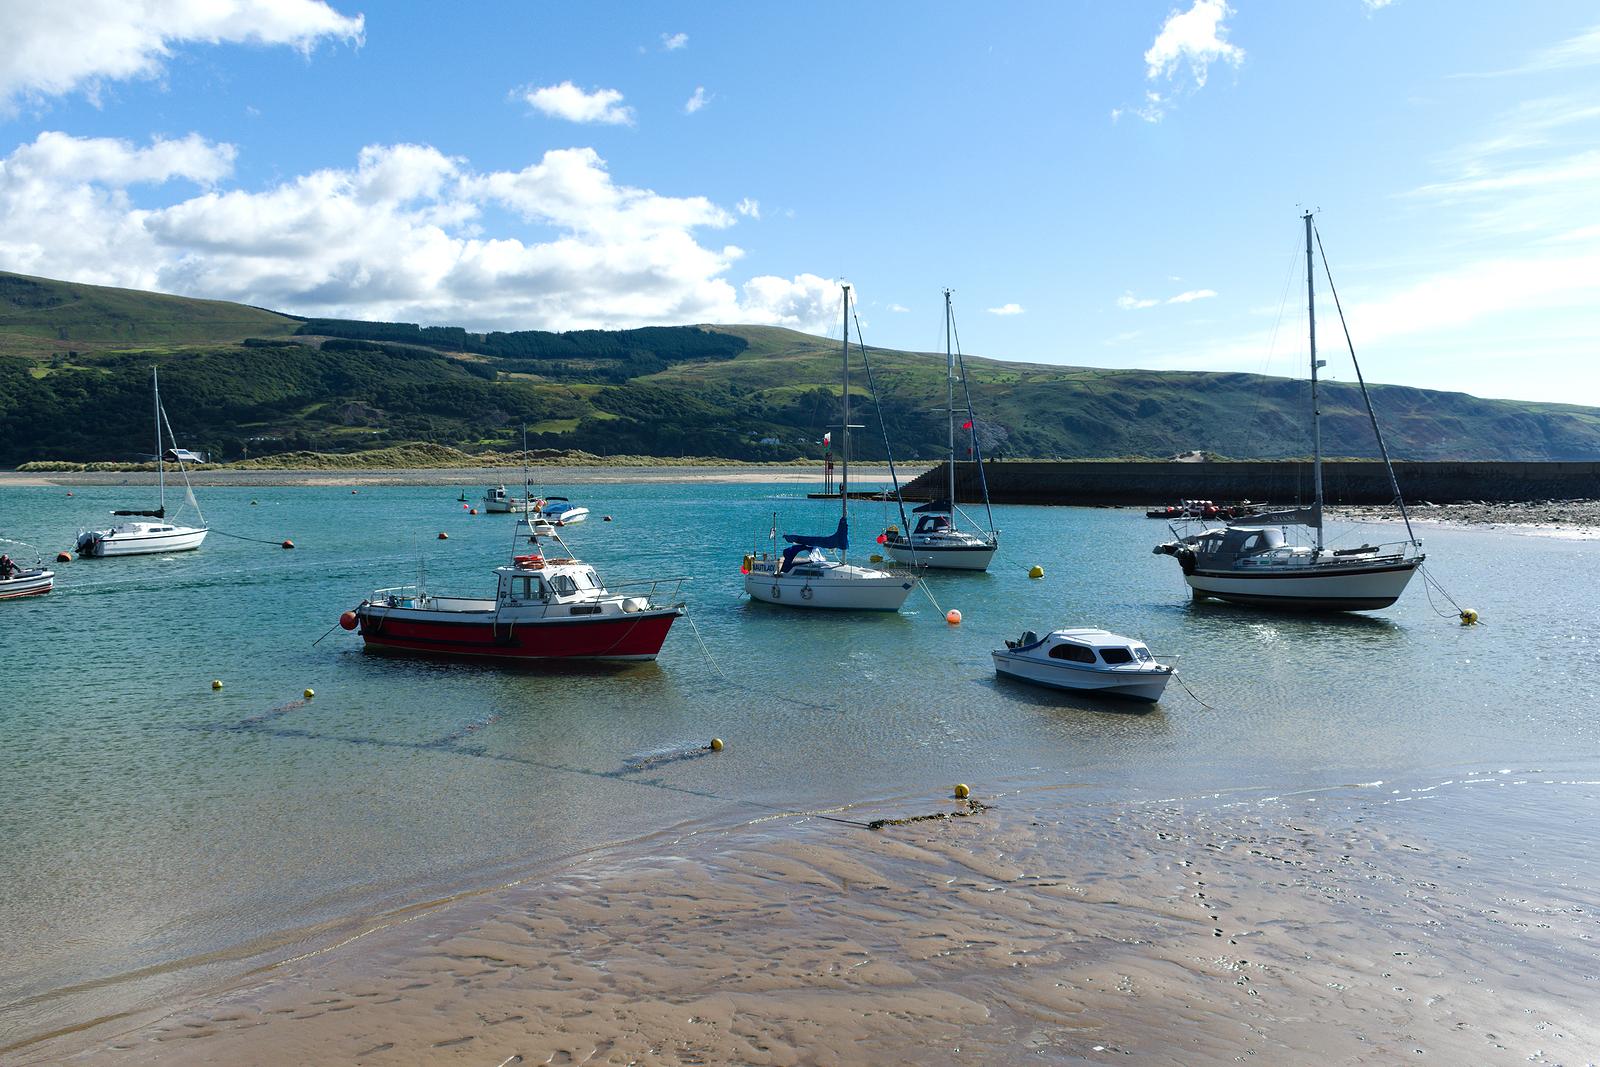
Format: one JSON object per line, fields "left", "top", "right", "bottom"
{"left": 2, "top": 481, "right": 1598, "bottom": 1045}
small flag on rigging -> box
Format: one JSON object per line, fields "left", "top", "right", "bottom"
{"left": 961, "top": 420, "right": 973, "bottom": 430}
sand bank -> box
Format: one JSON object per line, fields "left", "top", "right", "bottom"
{"left": 0, "top": 465, "right": 898, "bottom": 489}
{"left": 23, "top": 774, "right": 1597, "bottom": 1066}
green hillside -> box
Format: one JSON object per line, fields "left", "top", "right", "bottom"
{"left": 2, "top": 271, "right": 1599, "bottom": 466}
{"left": 0, "top": 271, "right": 300, "bottom": 359}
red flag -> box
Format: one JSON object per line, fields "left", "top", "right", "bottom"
{"left": 961, "top": 419, "right": 973, "bottom": 430}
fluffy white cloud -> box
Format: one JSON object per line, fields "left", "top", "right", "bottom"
{"left": 684, "top": 86, "right": 709, "bottom": 114}
{"left": 1116, "top": 292, "right": 1159, "bottom": 310}
{"left": 520, "top": 82, "right": 634, "bottom": 125}
{"left": 987, "top": 303, "right": 1025, "bottom": 316}
{"left": 735, "top": 197, "right": 759, "bottom": 219}
{"left": 1116, "top": 0, "right": 1242, "bottom": 122}
{"left": 887, "top": 303, "right": 910, "bottom": 313}
{"left": 1167, "top": 288, "right": 1217, "bottom": 303}
{"left": 0, "top": 0, "right": 362, "bottom": 109}
{"left": 1144, "top": 0, "right": 1243, "bottom": 85}
{"left": 661, "top": 32, "right": 689, "bottom": 51}
{"left": 0, "top": 132, "right": 838, "bottom": 333}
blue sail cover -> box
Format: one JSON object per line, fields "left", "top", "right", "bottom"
{"left": 783, "top": 516, "right": 848, "bottom": 551}
{"left": 780, "top": 517, "right": 848, "bottom": 571}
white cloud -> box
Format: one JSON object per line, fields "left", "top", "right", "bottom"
{"left": 987, "top": 303, "right": 1025, "bottom": 316}
{"left": 519, "top": 82, "right": 634, "bottom": 125}
{"left": 661, "top": 32, "right": 688, "bottom": 51}
{"left": 0, "top": 132, "right": 838, "bottom": 333}
{"left": 1362, "top": 0, "right": 1396, "bottom": 10}
{"left": 684, "top": 86, "right": 709, "bottom": 114}
{"left": 1117, "top": 0, "right": 1242, "bottom": 122}
{"left": 887, "top": 303, "right": 910, "bottom": 313}
{"left": 0, "top": 0, "right": 362, "bottom": 110}
{"left": 1144, "top": 0, "right": 1244, "bottom": 85}
{"left": 735, "top": 197, "right": 759, "bottom": 219}
{"left": 1118, "top": 287, "right": 1217, "bottom": 309}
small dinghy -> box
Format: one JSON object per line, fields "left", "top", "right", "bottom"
{"left": 992, "top": 627, "right": 1173, "bottom": 702}
{"left": 539, "top": 498, "right": 588, "bottom": 526}
{"left": 0, "top": 564, "right": 54, "bottom": 600}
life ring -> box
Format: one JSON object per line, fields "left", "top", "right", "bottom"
{"left": 801, "top": 586, "right": 813, "bottom": 600}
{"left": 771, "top": 585, "right": 781, "bottom": 599}
{"left": 513, "top": 554, "right": 545, "bottom": 569}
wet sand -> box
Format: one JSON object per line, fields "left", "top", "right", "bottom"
{"left": 0, "top": 465, "right": 897, "bottom": 489}
{"left": 22, "top": 774, "right": 1598, "bottom": 1066}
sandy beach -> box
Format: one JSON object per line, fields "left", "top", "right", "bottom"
{"left": 20, "top": 773, "right": 1597, "bottom": 1067}
{"left": 0, "top": 465, "right": 900, "bottom": 489}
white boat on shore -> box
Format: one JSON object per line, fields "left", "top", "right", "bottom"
{"left": 992, "top": 628, "right": 1174, "bottom": 702}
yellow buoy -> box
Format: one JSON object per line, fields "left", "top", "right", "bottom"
{"left": 954, "top": 783, "right": 970, "bottom": 800}
{"left": 709, "top": 737, "right": 724, "bottom": 752}
{"left": 946, "top": 608, "right": 962, "bottom": 625}
{"left": 869, "top": 553, "right": 884, "bottom": 563}
{"left": 1460, "top": 608, "right": 1479, "bottom": 626}
{"left": 211, "top": 679, "right": 223, "bottom": 690}
{"left": 1028, "top": 565, "right": 1044, "bottom": 579}
{"left": 303, "top": 688, "right": 315, "bottom": 699}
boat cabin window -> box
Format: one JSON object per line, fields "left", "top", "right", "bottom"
{"left": 913, "top": 515, "right": 951, "bottom": 535}
{"left": 792, "top": 567, "right": 823, "bottom": 577}
{"left": 549, "top": 574, "right": 579, "bottom": 597}
{"left": 1098, "top": 647, "right": 1134, "bottom": 665}
{"left": 1048, "top": 642, "right": 1097, "bottom": 664}
{"left": 505, "top": 576, "right": 549, "bottom": 601}
{"left": 1133, "top": 646, "right": 1153, "bottom": 662}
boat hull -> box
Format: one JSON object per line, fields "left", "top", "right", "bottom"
{"left": 0, "top": 569, "right": 53, "bottom": 599}
{"left": 884, "top": 539, "right": 996, "bottom": 571}
{"left": 483, "top": 500, "right": 531, "bottom": 513}
{"left": 79, "top": 527, "right": 208, "bottom": 557}
{"left": 744, "top": 571, "right": 914, "bottom": 611}
{"left": 1185, "top": 557, "right": 1421, "bottom": 611}
{"left": 992, "top": 651, "right": 1170, "bottom": 702}
{"left": 355, "top": 604, "right": 680, "bottom": 661}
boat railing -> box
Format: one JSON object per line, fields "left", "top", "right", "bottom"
{"left": 370, "top": 584, "right": 423, "bottom": 606}
{"left": 603, "top": 575, "right": 693, "bottom": 608}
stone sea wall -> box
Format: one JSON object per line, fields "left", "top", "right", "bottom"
{"left": 900, "top": 460, "right": 1600, "bottom": 506}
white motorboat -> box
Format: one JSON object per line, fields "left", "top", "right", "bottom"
{"left": 743, "top": 283, "right": 917, "bottom": 612}
{"left": 883, "top": 290, "right": 998, "bottom": 572}
{"left": 992, "top": 628, "right": 1173, "bottom": 702}
{"left": 0, "top": 562, "right": 53, "bottom": 599}
{"left": 539, "top": 498, "right": 588, "bottom": 526}
{"left": 483, "top": 485, "right": 535, "bottom": 513}
{"left": 1153, "top": 213, "right": 1423, "bottom": 611}
{"left": 76, "top": 367, "right": 208, "bottom": 558}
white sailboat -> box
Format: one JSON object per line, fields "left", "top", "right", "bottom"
{"left": 1153, "top": 213, "right": 1424, "bottom": 611}
{"left": 75, "top": 367, "right": 209, "bottom": 558}
{"left": 883, "top": 290, "right": 999, "bottom": 571}
{"left": 743, "top": 284, "right": 918, "bottom": 611}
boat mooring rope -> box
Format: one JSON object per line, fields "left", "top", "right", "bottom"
{"left": 209, "top": 527, "right": 293, "bottom": 547}
{"left": 1418, "top": 563, "right": 1480, "bottom": 625}
{"left": 1171, "top": 670, "right": 1214, "bottom": 710}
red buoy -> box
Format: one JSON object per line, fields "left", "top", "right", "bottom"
{"left": 281, "top": 539, "right": 295, "bottom": 549}
{"left": 438, "top": 531, "right": 449, "bottom": 539}
{"left": 339, "top": 610, "right": 359, "bottom": 631}
{"left": 56, "top": 551, "right": 72, "bottom": 562}
{"left": 469, "top": 507, "right": 478, "bottom": 515}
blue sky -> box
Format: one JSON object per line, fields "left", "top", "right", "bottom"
{"left": 1, "top": 1, "right": 1597, "bottom": 405}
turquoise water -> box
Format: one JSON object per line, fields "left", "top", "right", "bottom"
{"left": 2, "top": 481, "right": 1598, "bottom": 1045}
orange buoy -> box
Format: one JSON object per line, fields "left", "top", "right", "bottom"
{"left": 281, "top": 539, "right": 295, "bottom": 549}
{"left": 56, "top": 551, "right": 72, "bottom": 562}
{"left": 469, "top": 507, "right": 478, "bottom": 515}
{"left": 438, "top": 532, "right": 449, "bottom": 539}
{"left": 945, "top": 609, "right": 962, "bottom": 625}
{"left": 339, "top": 610, "right": 359, "bottom": 631}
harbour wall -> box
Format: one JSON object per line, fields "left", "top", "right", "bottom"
{"left": 899, "top": 461, "right": 1600, "bottom": 506}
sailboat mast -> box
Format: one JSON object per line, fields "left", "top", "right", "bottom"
{"left": 1304, "top": 211, "right": 1324, "bottom": 551}
{"left": 154, "top": 366, "right": 165, "bottom": 513}
{"left": 946, "top": 289, "right": 956, "bottom": 517}
{"left": 840, "top": 284, "right": 851, "bottom": 522}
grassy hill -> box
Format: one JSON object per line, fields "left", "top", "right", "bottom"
{"left": 0, "top": 272, "right": 300, "bottom": 360}
{"left": 2, "top": 271, "right": 1599, "bottom": 466}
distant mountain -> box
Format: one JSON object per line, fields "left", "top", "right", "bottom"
{"left": 2, "top": 271, "right": 1598, "bottom": 466}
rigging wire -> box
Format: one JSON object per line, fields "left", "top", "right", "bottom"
{"left": 850, "top": 303, "right": 912, "bottom": 538}
{"left": 947, "top": 300, "right": 998, "bottom": 536}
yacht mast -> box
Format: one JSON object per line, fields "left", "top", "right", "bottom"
{"left": 1304, "top": 211, "right": 1325, "bottom": 551}
{"left": 154, "top": 366, "right": 166, "bottom": 515}
{"left": 840, "top": 284, "right": 851, "bottom": 525}
{"left": 945, "top": 289, "right": 956, "bottom": 518}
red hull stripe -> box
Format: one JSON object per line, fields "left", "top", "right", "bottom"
{"left": 357, "top": 609, "right": 678, "bottom": 660}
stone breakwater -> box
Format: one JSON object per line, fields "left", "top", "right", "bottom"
{"left": 902, "top": 460, "right": 1600, "bottom": 507}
